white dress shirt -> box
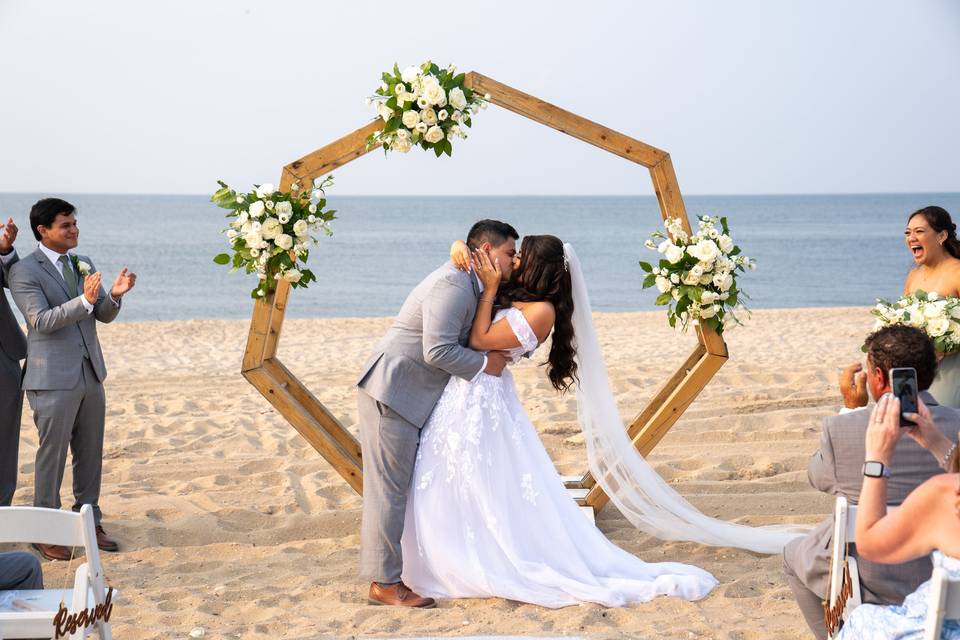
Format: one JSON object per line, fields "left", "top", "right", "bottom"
{"left": 37, "top": 243, "right": 95, "bottom": 314}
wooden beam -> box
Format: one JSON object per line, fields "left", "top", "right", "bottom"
{"left": 243, "top": 364, "right": 363, "bottom": 494}
{"left": 466, "top": 72, "right": 668, "bottom": 168}
{"left": 650, "top": 155, "right": 691, "bottom": 235}
{"left": 284, "top": 120, "right": 383, "bottom": 184}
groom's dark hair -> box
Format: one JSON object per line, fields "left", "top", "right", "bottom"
{"left": 466, "top": 219, "right": 518, "bottom": 250}
{"left": 30, "top": 198, "right": 76, "bottom": 241}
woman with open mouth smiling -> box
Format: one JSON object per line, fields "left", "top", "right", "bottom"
{"left": 904, "top": 205, "right": 960, "bottom": 407}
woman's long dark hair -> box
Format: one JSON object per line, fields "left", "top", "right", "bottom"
{"left": 496, "top": 235, "right": 577, "bottom": 392}
{"left": 909, "top": 206, "right": 960, "bottom": 260}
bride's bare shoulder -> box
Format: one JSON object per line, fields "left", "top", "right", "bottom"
{"left": 514, "top": 301, "right": 555, "bottom": 341}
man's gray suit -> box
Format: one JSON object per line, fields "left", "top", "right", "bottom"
{"left": 783, "top": 392, "right": 960, "bottom": 639}
{"left": 0, "top": 252, "right": 27, "bottom": 506}
{"left": 9, "top": 249, "right": 120, "bottom": 525}
{"left": 356, "top": 261, "right": 486, "bottom": 583}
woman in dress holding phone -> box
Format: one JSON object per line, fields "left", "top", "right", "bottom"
{"left": 903, "top": 206, "right": 960, "bottom": 408}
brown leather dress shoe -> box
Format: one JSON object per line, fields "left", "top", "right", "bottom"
{"left": 95, "top": 525, "right": 119, "bottom": 552}
{"left": 368, "top": 582, "right": 436, "bottom": 608}
{"left": 32, "top": 542, "right": 73, "bottom": 561}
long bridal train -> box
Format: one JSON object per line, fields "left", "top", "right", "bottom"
{"left": 567, "top": 245, "right": 809, "bottom": 555}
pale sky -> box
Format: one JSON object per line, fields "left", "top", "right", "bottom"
{"left": 1, "top": 0, "right": 957, "bottom": 196}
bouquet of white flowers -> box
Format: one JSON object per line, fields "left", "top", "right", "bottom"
{"left": 212, "top": 176, "right": 336, "bottom": 299}
{"left": 366, "top": 61, "right": 489, "bottom": 156}
{"left": 872, "top": 290, "right": 960, "bottom": 353}
{"left": 640, "top": 215, "right": 754, "bottom": 333}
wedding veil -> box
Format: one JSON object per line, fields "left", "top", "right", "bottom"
{"left": 563, "top": 243, "right": 808, "bottom": 554}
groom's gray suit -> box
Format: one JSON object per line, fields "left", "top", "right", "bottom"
{"left": 357, "top": 261, "right": 486, "bottom": 583}
{"left": 9, "top": 248, "right": 120, "bottom": 525}
{"left": 0, "top": 251, "right": 27, "bottom": 506}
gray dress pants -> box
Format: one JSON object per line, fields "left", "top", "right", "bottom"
{"left": 27, "top": 358, "right": 105, "bottom": 524}
{"left": 0, "top": 351, "right": 23, "bottom": 506}
{"left": 0, "top": 551, "right": 43, "bottom": 589}
{"left": 357, "top": 388, "right": 420, "bottom": 584}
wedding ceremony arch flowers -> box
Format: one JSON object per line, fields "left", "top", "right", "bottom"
{"left": 640, "top": 215, "right": 755, "bottom": 333}
{"left": 211, "top": 176, "right": 336, "bottom": 299}
{"left": 366, "top": 61, "right": 489, "bottom": 157}
{"left": 871, "top": 291, "right": 960, "bottom": 353}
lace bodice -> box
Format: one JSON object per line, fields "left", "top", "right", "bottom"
{"left": 493, "top": 307, "right": 539, "bottom": 363}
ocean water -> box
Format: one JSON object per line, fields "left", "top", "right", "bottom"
{"left": 0, "top": 192, "right": 958, "bottom": 322}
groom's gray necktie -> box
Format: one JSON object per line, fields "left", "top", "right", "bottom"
{"left": 58, "top": 254, "right": 89, "bottom": 359}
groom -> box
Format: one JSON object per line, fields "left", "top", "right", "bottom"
{"left": 356, "top": 219, "right": 518, "bottom": 607}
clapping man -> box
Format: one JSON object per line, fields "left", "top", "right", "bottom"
{"left": 0, "top": 217, "right": 27, "bottom": 506}
{"left": 9, "top": 198, "right": 136, "bottom": 560}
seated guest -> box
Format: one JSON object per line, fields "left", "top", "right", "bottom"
{"left": 0, "top": 551, "right": 43, "bottom": 590}
{"left": 783, "top": 324, "right": 960, "bottom": 640}
{"left": 837, "top": 394, "right": 960, "bottom": 638}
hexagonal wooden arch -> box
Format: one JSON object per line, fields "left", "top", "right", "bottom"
{"left": 241, "top": 71, "right": 728, "bottom": 513}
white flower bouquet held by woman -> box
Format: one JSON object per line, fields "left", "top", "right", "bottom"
{"left": 211, "top": 176, "right": 336, "bottom": 299}
{"left": 640, "top": 215, "right": 755, "bottom": 334}
{"left": 871, "top": 290, "right": 960, "bottom": 353}
{"left": 366, "top": 61, "right": 489, "bottom": 157}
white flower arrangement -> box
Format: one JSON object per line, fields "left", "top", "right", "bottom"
{"left": 211, "top": 176, "right": 336, "bottom": 299}
{"left": 871, "top": 290, "right": 960, "bottom": 353}
{"left": 366, "top": 61, "right": 489, "bottom": 157}
{"left": 72, "top": 257, "right": 92, "bottom": 277}
{"left": 640, "top": 215, "right": 755, "bottom": 333}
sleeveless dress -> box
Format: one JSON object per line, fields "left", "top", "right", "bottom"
{"left": 930, "top": 354, "right": 960, "bottom": 409}
{"left": 399, "top": 307, "right": 718, "bottom": 608}
{"left": 837, "top": 551, "right": 960, "bottom": 639}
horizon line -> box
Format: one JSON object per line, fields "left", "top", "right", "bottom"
{"left": 1, "top": 190, "right": 958, "bottom": 198}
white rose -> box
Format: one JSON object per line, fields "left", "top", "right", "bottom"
{"left": 451, "top": 110, "right": 462, "bottom": 122}
{"left": 682, "top": 271, "right": 700, "bottom": 285}
{"left": 265, "top": 200, "right": 274, "bottom": 210}
{"left": 391, "top": 137, "right": 412, "bottom": 153}
{"left": 708, "top": 229, "right": 719, "bottom": 240}
{"left": 699, "top": 273, "right": 713, "bottom": 285}
{"left": 420, "top": 108, "right": 438, "bottom": 125}
{"left": 77, "top": 260, "right": 92, "bottom": 276}
{"left": 282, "top": 268, "right": 303, "bottom": 283}
{"left": 240, "top": 221, "right": 252, "bottom": 234}
{"left": 307, "top": 214, "right": 316, "bottom": 223}
{"left": 275, "top": 233, "right": 293, "bottom": 250}
{"left": 378, "top": 103, "right": 394, "bottom": 122}
{"left": 924, "top": 302, "right": 945, "bottom": 319}
{"left": 401, "top": 65, "right": 420, "bottom": 83}
{"left": 250, "top": 248, "right": 260, "bottom": 258}
{"left": 671, "top": 288, "right": 682, "bottom": 301}
{"left": 248, "top": 201, "right": 265, "bottom": 218}
{"left": 261, "top": 218, "right": 282, "bottom": 240}
{"left": 701, "top": 291, "right": 718, "bottom": 305}
{"left": 421, "top": 76, "right": 445, "bottom": 105}
{"left": 278, "top": 212, "right": 291, "bottom": 224}
{"left": 402, "top": 110, "right": 420, "bottom": 128}
{"left": 449, "top": 87, "right": 468, "bottom": 111}
{"left": 665, "top": 244, "right": 685, "bottom": 264}
{"left": 255, "top": 183, "right": 275, "bottom": 199}
{"left": 688, "top": 239, "right": 720, "bottom": 263}
{"left": 244, "top": 232, "right": 262, "bottom": 249}
{"left": 396, "top": 128, "right": 410, "bottom": 141}
{"left": 713, "top": 272, "right": 734, "bottom": 292}
{"left": 424, "top": 125, "right": 445, "bottom": 144}
{"left": 718, "top": 234, "right": 734, "bottom": 254}
{"left": 670, "top": 273, "right": 680, "bottom": 284}
{"left": 416, "top": 96, "right": 430, "bottom": 109}
{"left": 928, "top": 317, "right": 950, "bottom": 337}
{"left": 236, "top": 194, "right": 245, "bottom": 204}
{"left": 438, "top": 109, "right": 449, "bottom": 121}
{"left": 415, "top": 122, "right": 428, "bottom": 134}
{"left": 394, "top": 83, "right": 406, "bottom": 95}
{"left": 276, "top": 201, "right": 292, "bottom": 217}
{"left": 690, "top": 265, "right": 704, "bottom": 278}
{"left": 293, "top": 219, "right": 309, "bottom": 237}
{"left": 308, "top": 204, "right": 317, "bottom": 214}
{"left": 655, "top": 276, "right": 672, "bottom": 293}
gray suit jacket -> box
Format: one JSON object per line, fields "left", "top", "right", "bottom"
{"left": 785, "top": 392, "right": 960, "bottom": 604}
{"left": 357, "top": 261, "right": 485, "bottom": 428}
{"left": 0, "top": 252, "right": 26, "bottom": 362}
{"left": 9, "top": 249, "right": 121, "bottom": 391}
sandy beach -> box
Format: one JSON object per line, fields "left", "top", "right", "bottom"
{"left": 5, "top": 307, "right": 879, "bottom": 639}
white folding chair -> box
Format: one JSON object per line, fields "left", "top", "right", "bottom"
{"left": 924, "top": 566, "right": 960, "bottom": 639}
{"left": 0, "top": 505, "right": 112, "bottom": 640}
{"left": 827, "top": 496, "right": 899, "bottom": 639}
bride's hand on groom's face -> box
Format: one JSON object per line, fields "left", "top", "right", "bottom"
{"left": 474, "top": 249, "right": 502, "bottom": 290}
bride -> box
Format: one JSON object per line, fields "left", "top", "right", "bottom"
{"left": 400, "top": 235, "right": 718, "bottom": 607}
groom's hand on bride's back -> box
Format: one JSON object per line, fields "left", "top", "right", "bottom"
{"left": 484, "top": 350, "right": 511, "bottom": 377}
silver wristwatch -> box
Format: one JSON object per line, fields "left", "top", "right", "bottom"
{"left": 862, "top": 460, "right": 891, "bottom": 478}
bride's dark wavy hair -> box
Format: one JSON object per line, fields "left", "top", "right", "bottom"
{"left": 909, "top": 206, "right": 960, "bottom": 260}
{"left": 496, "top": 235, "right": 577, "bottom": 393}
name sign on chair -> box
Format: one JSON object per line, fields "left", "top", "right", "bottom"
{"left": 53, "top": 588, "right": 114, "bottom": 639}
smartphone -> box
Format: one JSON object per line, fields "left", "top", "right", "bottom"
{"left": 890, "top": 367, "right": 919, "bottom": 427}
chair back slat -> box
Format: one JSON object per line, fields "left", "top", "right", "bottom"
{"left": 0, "top": 506, "right": 86, "bottom": 547}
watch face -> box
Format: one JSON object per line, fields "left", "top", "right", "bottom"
{"left": 864, "top": 461, "right": 884, "bottom": 477}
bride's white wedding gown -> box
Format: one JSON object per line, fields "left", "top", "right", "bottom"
{"left": 400, "top": 307, "right": 718, "bottom": 608}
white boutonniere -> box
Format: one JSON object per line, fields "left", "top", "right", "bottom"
{"left": 71, "top": 255, "right": 92, "bottom": 277}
